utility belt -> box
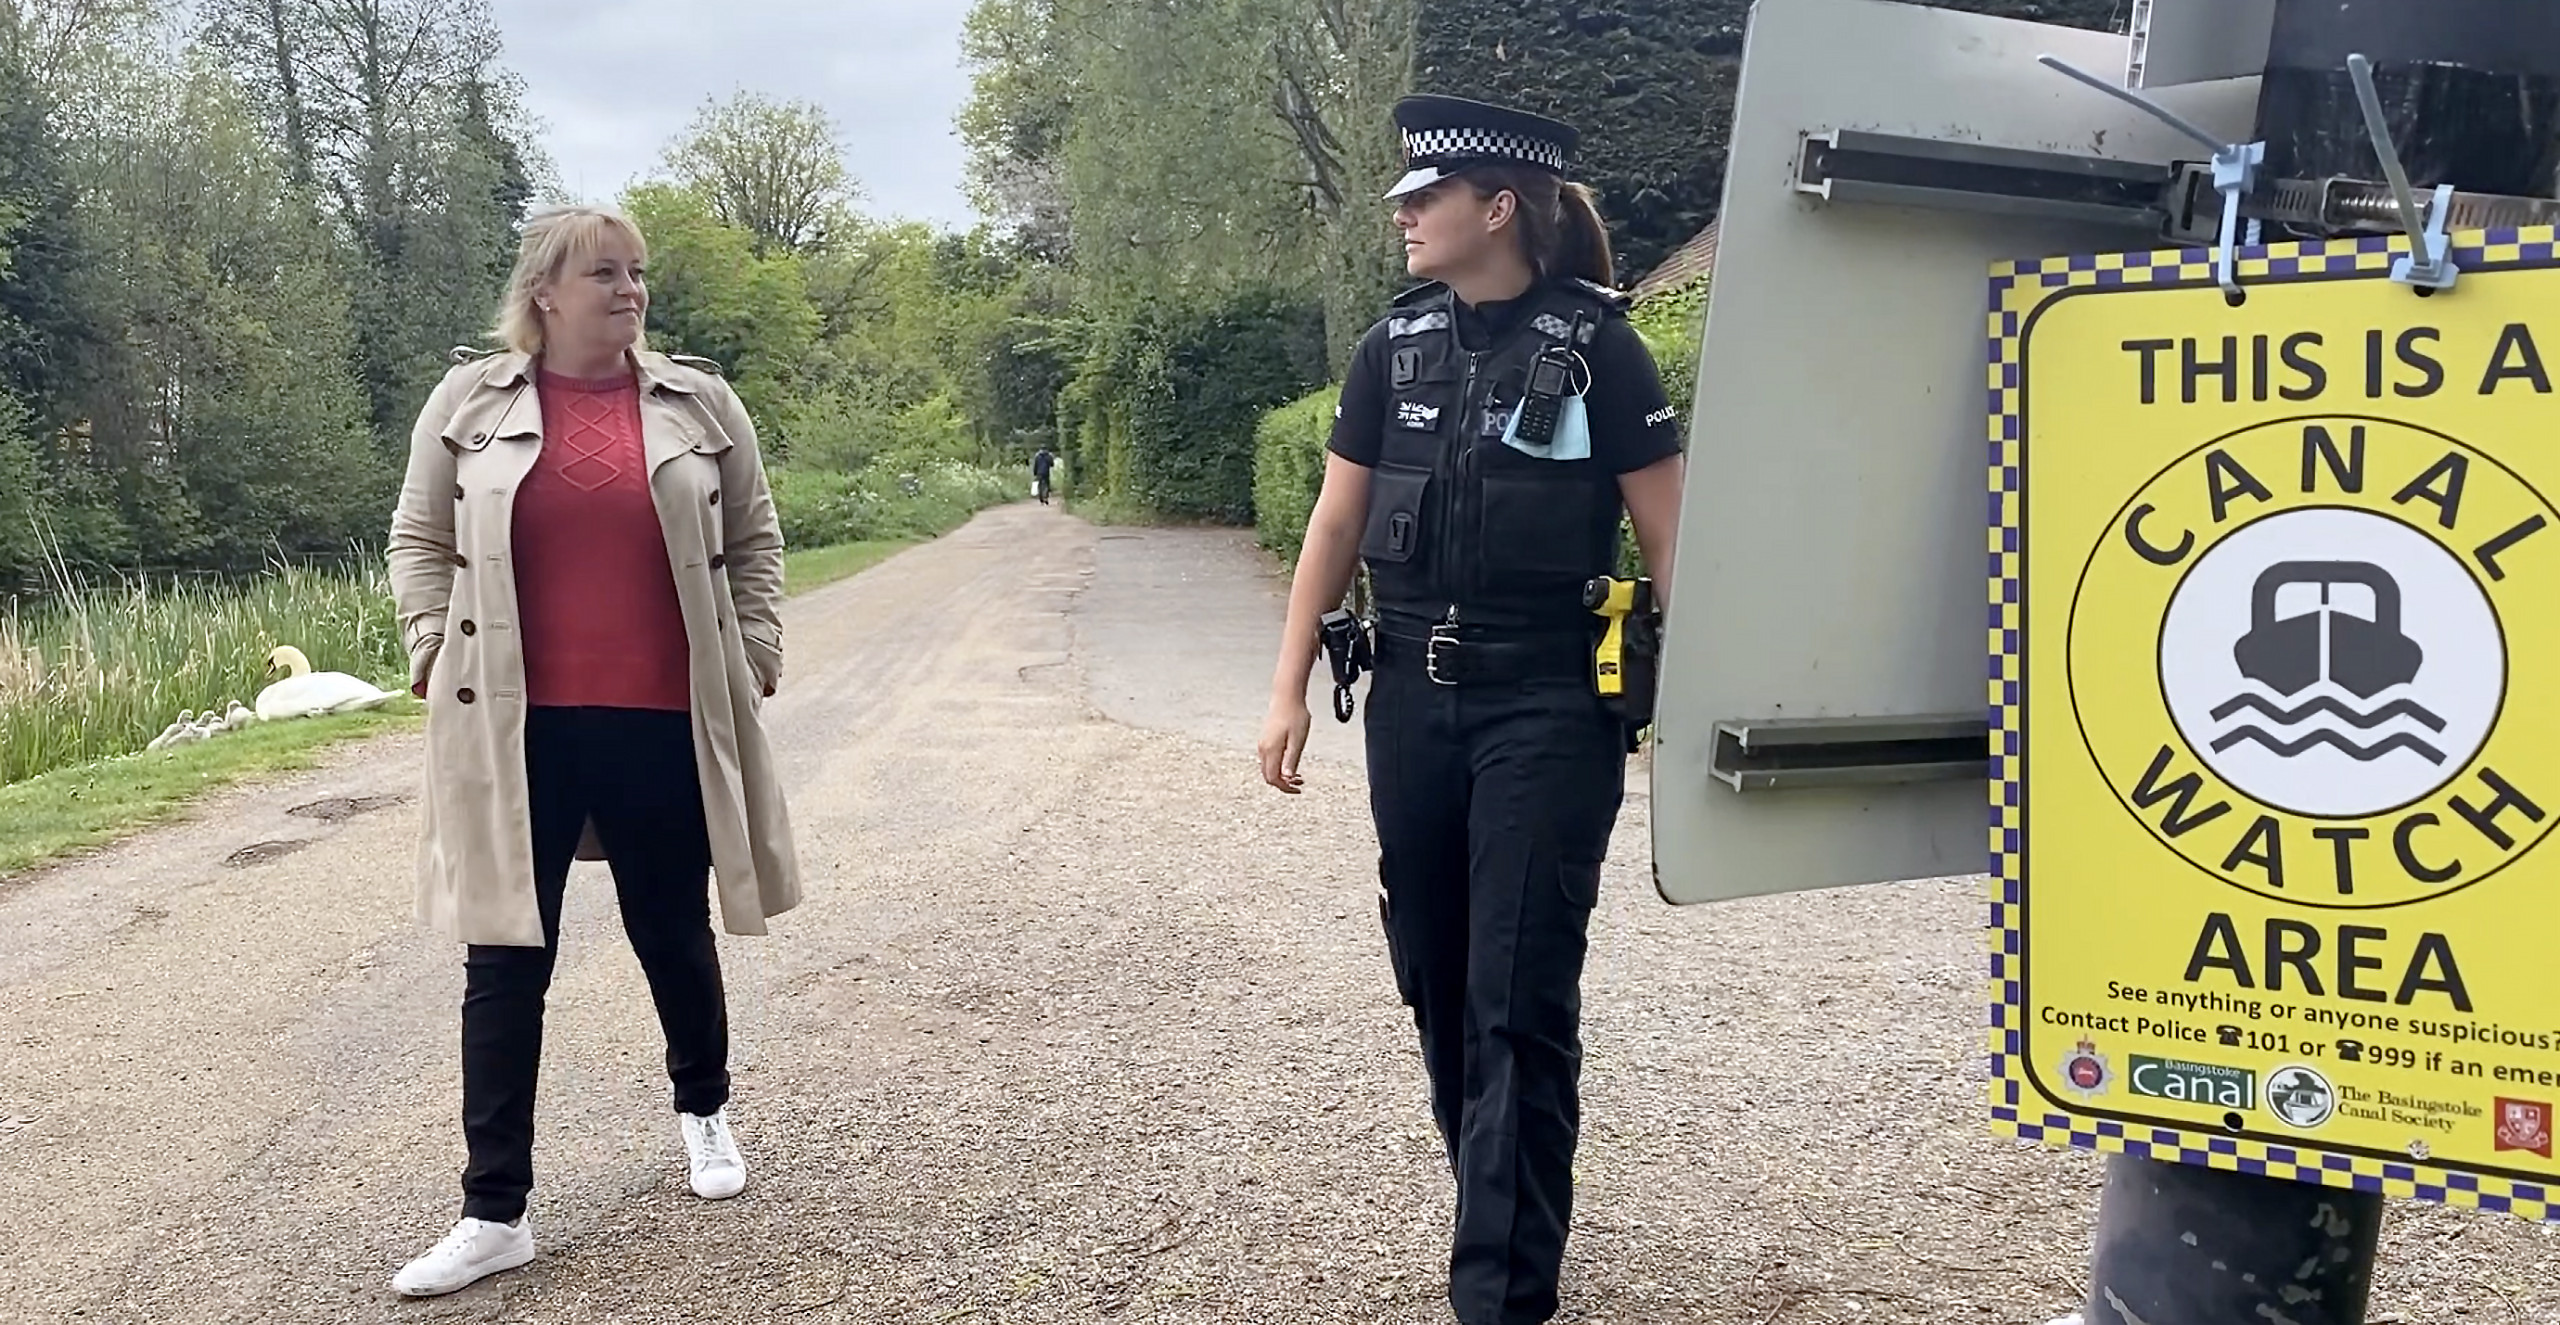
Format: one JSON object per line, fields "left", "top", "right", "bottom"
{"left": 1319, "top": 577, "right": 1663, "bottom": 747}
{"left": 1372, "top": 624, "right": 1590, "bottom": 687}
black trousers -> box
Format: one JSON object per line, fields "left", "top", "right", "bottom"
{"left": 458, "top": 706, "right": 729, "bottom": 1225}
{"left": 1363, "top": 652, "right": 1630, "bottom": 1325}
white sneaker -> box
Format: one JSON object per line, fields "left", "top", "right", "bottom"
{"left": 681, "top": 1109, "right": 747, "bottom": 1199}
{"left": 390, "top": 1215, "right": 534, "bottom": 1297}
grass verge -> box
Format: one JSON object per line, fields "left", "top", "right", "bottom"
{"left": 0, "top": 706, "right": 420, "bottom": 879}
{"left": 786, "top": 538, "right": 914, "bottom": 593}
{"left": 0, "top": 535, "right": 924, "bottom": 883}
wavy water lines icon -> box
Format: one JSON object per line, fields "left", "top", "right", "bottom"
{"left": 2210, "top": 560, "right": 2447, "bottom": 765}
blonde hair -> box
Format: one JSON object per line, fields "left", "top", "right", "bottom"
{"left": 493, "top": 204, "right": 651, "bottom": 357}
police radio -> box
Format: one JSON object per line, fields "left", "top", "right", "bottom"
{"left": 1511, "top": 314, "right": 1589, "bottom": 451}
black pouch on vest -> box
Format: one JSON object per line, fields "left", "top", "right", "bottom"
{"left": 1360, "top": 464, "right": 1431, "bottom": 564}
{"left": 1472, "top": 449, "right": 1598, "bottom": 585}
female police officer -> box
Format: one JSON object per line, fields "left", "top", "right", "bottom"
{"left": 1258, "top": 94, "right": 1686, "bottom": 1325}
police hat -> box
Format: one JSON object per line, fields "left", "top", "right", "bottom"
{"left": 1384, "top": 95, "right": 1579, "bottom": 200}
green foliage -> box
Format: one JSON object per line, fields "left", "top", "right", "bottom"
{"left": 0, "top": 558, "right": 407, "bottom": 787}
{"left": 957, "top": 0, "right": 1425, "bottom": 513}
{"left": 1630, "top": 286, "right": 1706, "bottom": 428}
{"left": 623, "top": 181, "right": 825, "bottom": 424}
{"left": 1301, "top": 0, "right": 1424, "bottom": 373}
{"left": 972, "top": 308, "right": 1075, "bottom": 459}
{"left": 952, "top": 0, "right": 2136, "bottom": 539}
{"left": 1410, "top": 1, "right": 1738, "bottom": 283}
{"left": 956, "top": 0, "right": 1073, "bottom": 259}
{"left": 204, "top": 0, "right": 547, "bottom": 444}
{"left": 0, "top": 18, "right": 94, "bottom": 425}
{"left": 0, "top": 393, "right": 46, "bottom": 578}
{"left": 660, "top": 91, "right": 858, "bottom": 254}
{"left": 1252, "top": 385, "right": 1342, "bottom": 566}
{"left": 1051, "top": 0, "right": 1325, "bottom": 312}
{"left": 1121, "top": 289, "right": 1330, "bottom": 524}
{"left": 768, "top": 460, "right": 1019, "bottom": 548}
{"left": 59, "top": 49, "right": 390, "bottom": 578}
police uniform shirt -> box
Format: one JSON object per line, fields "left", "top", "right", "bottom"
{"left": 1327, "top": 287, "right": 1684, "bottom": 475}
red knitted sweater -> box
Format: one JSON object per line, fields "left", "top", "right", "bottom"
{"left": 510, "top": 369, "right": 692, "bottom": 711}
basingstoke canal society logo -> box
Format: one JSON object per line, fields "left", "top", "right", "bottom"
{"left": 2068, "top": 417, "right": 2560, "bottom": 908}
{"left": 2265, "top": 1063, "right": 2338, "bottom": 1129}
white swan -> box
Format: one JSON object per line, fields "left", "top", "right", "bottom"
{"left": 256, "top": 646, "right": 396, "bottom": 721}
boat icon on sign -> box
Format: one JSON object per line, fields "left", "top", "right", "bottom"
{"left": 2212, "top": 561, "right": 2447, "bottom": 765}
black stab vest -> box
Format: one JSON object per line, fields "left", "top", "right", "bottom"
{"left": 1358, "top": 278, "right": 1630, "bottom": 636}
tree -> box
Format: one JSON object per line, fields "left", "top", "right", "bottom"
{"left": 7, "top": 0, "right": 160, "bottom": 96}
{"left": 660, "top": 91, "right": 859, "bottom": 256}
{"left": 203, "top": 0, "right": 547, "bottom": 442}
{"left": 62, "top": 46, "right": 387, "bottom": 571}
{"left": 958, "top": 0, "right": 1073, "bottom": 261}
{"left": 1055, "top": 0, "right": 1326, "bottom": 309}
{"left": 619, "top": 181, "right": 823, "bottom": 423}
{"left": 1270, "top": 0, "right": 1416, "bottom": 370}
{"left": 0, "top": 1, "right": 116, "bottom": 580}
{"left": 0, "top": 1, "right": 103, "bottom": 418}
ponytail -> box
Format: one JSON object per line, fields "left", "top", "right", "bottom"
{"left": 1554, "top": 182, "right": 1615, "bottom": 288}
{"left": 1462, "top": 166, "right": 1619, "bottom": 288}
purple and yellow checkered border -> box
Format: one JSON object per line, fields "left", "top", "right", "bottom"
{"left": 1984, "top": 225, "right": 2560, "bottom": 1224}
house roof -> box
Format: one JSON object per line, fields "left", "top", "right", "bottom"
{"left": 1630, "top": 220, "right": 1718, "bottom": 304}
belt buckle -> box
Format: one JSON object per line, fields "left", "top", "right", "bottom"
{"left": 1424, "top": 626, "right": 1459, "bottom": 686}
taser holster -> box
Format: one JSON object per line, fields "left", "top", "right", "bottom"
{"left": 1584, "top": 576, "right": 1662, "bottom": 749}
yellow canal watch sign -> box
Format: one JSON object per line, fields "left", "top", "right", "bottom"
{"left": 1991, "top": 227, "right": 2560, "bottom": 1220}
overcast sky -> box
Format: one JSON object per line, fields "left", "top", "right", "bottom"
{"left": 489, "top": 0, "right": 980, "bottom": 229}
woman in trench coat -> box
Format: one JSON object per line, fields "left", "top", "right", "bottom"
{"left": 383, "top": 202, "right": 800, "bottom": 1298}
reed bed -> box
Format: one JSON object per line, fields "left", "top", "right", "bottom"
{"left": 0, "top": 555, "right": 403, "bottom": 788}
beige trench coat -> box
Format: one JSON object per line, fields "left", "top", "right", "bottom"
{"left": 387, "top": 348, "right": 801, "bottom": 948}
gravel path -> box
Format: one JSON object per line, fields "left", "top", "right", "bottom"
{"left": 1, "top": 504, "right": 2554, "bottom": 1324}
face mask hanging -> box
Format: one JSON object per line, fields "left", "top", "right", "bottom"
{"left": 1499, "top": 395, "right": 1591, "bottom": 461}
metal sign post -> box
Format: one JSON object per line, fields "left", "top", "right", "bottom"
{"left": 2001, "top": 6, "right": 2560, "bottom": 1321}
{"left": 1653, "top": 0, "right": 2560, "bottom": 1321}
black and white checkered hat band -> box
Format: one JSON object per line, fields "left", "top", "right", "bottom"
{"left": 1403, "top": 126, "right": 1568, "bottom": 172}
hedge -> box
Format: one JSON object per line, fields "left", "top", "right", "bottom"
{"left": 1630, "top": 286, "right": 1704, "bottom": 428}
{"left": 1252, "top": 385, "right": 1342, "bottom": 566}
{"left": 1061, "top": 288, "right": 1330, "bottom": 525}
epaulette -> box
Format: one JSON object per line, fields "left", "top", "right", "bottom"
{"left": 667, "top": 353, "right": 726, "bottom": 378}
{"left": 1391, "top": 280, "right": 1447, "bottom": 308}
{"left": 1570, "top": 278, "right": 1633, "bottom": 313}
{"left": 447, "top": 345, "right": 501, "bottom": 366}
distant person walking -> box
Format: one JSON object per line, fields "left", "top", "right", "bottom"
{"left": 384, "top": 202, "right": 802, "bottom": 1298}
{"left": 1031, "top": 445, "right": 1056, "bottom": 505}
